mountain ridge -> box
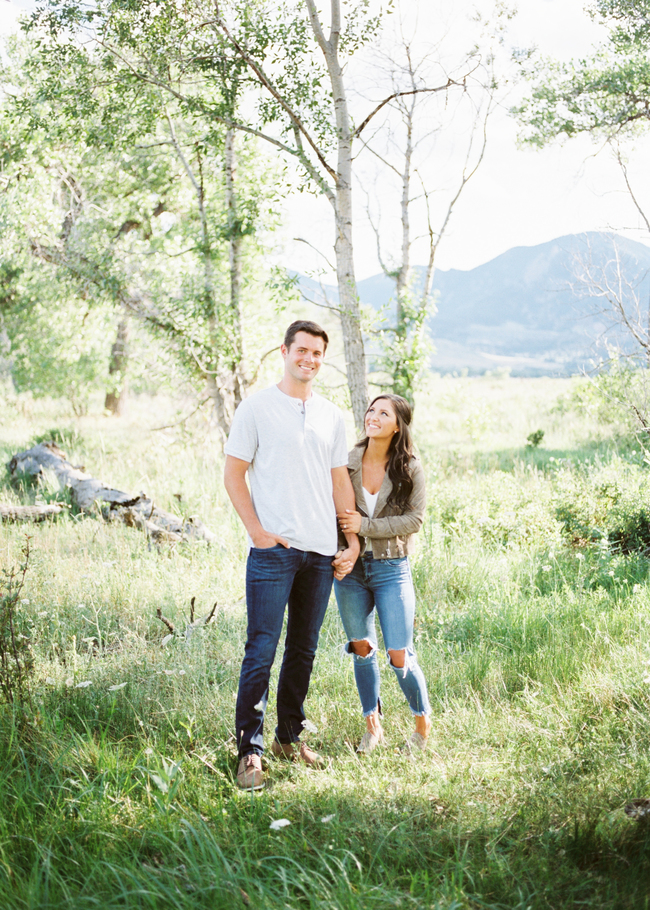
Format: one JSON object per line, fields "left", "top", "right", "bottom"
{"left": 298, "top": 232, "right": 650, "bottom": 376}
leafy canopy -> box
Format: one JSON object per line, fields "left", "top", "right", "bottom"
{"left": 517, "top": 0, "right": 650, "bottom": 145}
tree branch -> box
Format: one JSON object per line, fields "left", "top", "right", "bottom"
{"left": 612, "top": 140, "right": 650, "bottom": 235}
{"left": 150, "top": 398, "right": 212, "bottom": 431}
{"left": 94, "top": 37, "right": 308, "bottom": 162}
{"left": 212, "top": 2, "right": 337, "bottom": 180}
{"left": 354, "top": 81, "right": 463, "bottom": 138}
{"left": 293, "top": 237, "right": 336, "bottom": 272}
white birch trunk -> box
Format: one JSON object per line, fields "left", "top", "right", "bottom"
{"left": 396, "top": 97, "right": 414, "bottom": 336}
{"left": 305, "top": 0, "right": 368, "bottom": 429}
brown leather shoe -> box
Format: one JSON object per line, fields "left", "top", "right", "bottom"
{"left": 237, "top": 754, "right": 265, "bottom": 790}
{"left": 271, "top": 739, "right": 325, "bottom": 768}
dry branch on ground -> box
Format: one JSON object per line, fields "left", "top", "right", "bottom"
{"left": 156, "top": 597, "right": 218, "bottom": 642}
{"left": 0, "top": 503, "right": 64, "bottom": 522}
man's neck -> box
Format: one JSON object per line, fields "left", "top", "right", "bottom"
{"left": 277, "top": 376, "right": 313, "bottom": 402}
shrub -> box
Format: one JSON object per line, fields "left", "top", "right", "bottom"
{"left": 0, "top": 537, "right": 34, "bottom": 707}
{"left": 554, "top": 458, "right": 650, "bottom": 556}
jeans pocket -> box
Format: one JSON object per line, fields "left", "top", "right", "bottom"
{"left": 383, "top": 556, "right": 407, "bottom": 567}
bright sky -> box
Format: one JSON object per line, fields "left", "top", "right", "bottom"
{"left": 3, "top": 0, "right": 648, "bottom": 277}
{"left": 282, "top": 0, "right": 650, "bottom": 278}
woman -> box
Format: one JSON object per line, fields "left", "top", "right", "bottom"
{"left": 334, "top": 394, "right": 431, "bottom": 754}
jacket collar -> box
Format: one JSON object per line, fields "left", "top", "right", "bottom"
{"left": 348, "top": 445, "right": 392, "bottom": 516}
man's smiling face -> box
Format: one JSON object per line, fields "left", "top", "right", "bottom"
{"left": 281, "top": 331, "right": 325, "bottom": 385}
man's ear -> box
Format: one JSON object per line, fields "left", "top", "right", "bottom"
{"left": 280, "top": 344, "right": 288, "bottom": 358}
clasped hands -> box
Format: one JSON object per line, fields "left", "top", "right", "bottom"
{"left": 332, "top": 509, "right": 362, "bottom": 580}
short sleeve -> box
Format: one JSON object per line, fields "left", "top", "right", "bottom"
{"left": 330, "top": 411, "right": 348, "bottom": 468}
{"left": 224, "top": 399, "right": 258, "bottom": 463}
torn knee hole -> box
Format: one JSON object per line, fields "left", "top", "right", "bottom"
{"left": 388, "top": 648, "right": 406, "bottom": 668}
{"left": 349, "top": 638, "right": 374, "bottom": 657}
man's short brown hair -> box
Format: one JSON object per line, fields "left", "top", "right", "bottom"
{"left": 284, "top": 320, "right": 329, "bottom": 351}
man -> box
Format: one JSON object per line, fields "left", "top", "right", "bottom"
{"left": 224, "top": 320, "right": 359, "bottom": 790}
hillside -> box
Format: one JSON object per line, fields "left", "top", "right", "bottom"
{"left": 299, "top": 232, "right": 650, "bottom": 375}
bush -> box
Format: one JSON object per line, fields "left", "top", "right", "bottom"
{"left": 0, "top": 537, "right": 34, "bottom": 707}
{"left": 554, "top": 458, "right": 650, "bottom": 555}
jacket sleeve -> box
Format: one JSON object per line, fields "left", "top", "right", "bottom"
{"left": 358, "top": 461, "right": 426, "bottom": 539}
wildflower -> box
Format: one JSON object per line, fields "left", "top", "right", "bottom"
{"left": 269, "top": 819, "right": 291, "bottom": 830}
{"left": 321, "top": 814, "right": 336, "bottom": 823}
{"left": 541, "top": 565, "right": 552, "bottom": 572}
{"left": 161, "top": 634, "right": 174, "bottom": 647}
{"left": 45, "top": 677, "right": 55, "bottom": 685}
{"left": 75, "top": 680, "right": 92, "bottom": 688}
{"left": 301, "top": 719, "right": 318, "bottom": 734}
{"left": 254, "top": 700, "right": 265, "bottom": 712}
{"left": 108, "top": 682, "right": 127, "bottom": 691}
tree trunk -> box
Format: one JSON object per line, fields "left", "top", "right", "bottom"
{"left": 165, "top": 114, "right": 234, "bottom": 438}
{"left": 395, "top": 97, "right": 414, "bottom": 331}
{"left": 305, "top": 0, "right": 368, "bottom": 430}
{"left": 104, "top": 311, "right": 129, "bottom": 415}
{"left": 225, "top": 128, "right": 248, "bottom": 411}
{"left": 392, "top": 94, "right": 416, "bottom": 401}
{"left": 332, "top": 50, "right": 368, "bottom": 427}
{"left": 206, "top": 129, "right": 251, "bottom": 441}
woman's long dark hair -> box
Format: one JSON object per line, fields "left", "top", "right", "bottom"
{"left": 356, "top": 394, "right": 415, "bottom": 512}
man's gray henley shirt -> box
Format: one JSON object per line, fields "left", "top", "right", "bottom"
{"left": 224, "top": 385, "right": 349, "bottom": 556}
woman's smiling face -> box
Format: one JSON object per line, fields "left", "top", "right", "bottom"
{"left": 365, "top": 398, "right": 398, "bottom": 441}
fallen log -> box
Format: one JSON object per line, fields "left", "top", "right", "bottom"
{"left": 7, "top": 442, "right": 216, "bottom": 544}
{"left": 0, "top": 503, "right": 64, "bottom": 522}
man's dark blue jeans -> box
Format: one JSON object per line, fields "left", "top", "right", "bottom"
{"left": 236, "top": 544, "right": 334, "bottom": 758}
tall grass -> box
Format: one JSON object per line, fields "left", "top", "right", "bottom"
{"left": 2, "top": 379, "right": 650, "bottom": 909}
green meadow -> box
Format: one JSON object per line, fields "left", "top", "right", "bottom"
{"left": 2, "top": 374, "right": 650, "bottom": 909}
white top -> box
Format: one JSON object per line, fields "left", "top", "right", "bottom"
{"left": 363, "top": 487, "right": 379, "bottom": 518}
{"left": 224, "top": 385, "right": 348, "bottom": 555}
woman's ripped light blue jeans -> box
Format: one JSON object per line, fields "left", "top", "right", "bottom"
{"left": 334, "top": 553, "right": 431, "bottom": 717}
